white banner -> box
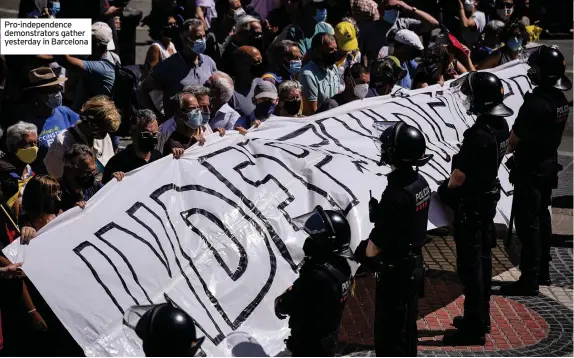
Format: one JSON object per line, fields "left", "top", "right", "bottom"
{"left": 4, "top": 61, "right": 532, "bottom": 357}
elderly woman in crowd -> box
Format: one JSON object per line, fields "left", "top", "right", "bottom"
{"left": 275, "top": 80, "right": 303, "bottom": 117}
{"left": 0, "top": 122, "right": 38, "bottom": 219}
{"left": 59, "top": 144, "right": 103, "bottom": 211}
{"left": 43, "top": 95, "right": 120, "bottom": 180}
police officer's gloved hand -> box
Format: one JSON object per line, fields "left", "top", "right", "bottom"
{"left": 437, "top": 180, "right": 460, "bottom": 210}
{"left": 368, "top": 197, "right": 378, "bottom": 223}
{"left": 354, "top": 239, "right": 369, "bottom": 265}
{"left": 274, "top": 297, "right": 287, "bottom": 320}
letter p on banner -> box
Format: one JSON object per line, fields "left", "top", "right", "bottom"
{"left": 0, "top": 18, "right": 92, "bottom": 55}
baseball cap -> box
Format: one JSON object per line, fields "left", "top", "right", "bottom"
{"left": 334, "top": 22, "right": 358, "bottom": 53}
{"left": 92, "top": 22, "right": 115, "bottom": 51}
{"left": 254, "top": 81, "right": 278, "bottom": 100}
{"left": 394, "top": 29, "right": 424, "bottom": 51}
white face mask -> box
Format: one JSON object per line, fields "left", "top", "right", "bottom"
{"left": 496, "top": 7, "right": 513, "bottom": 20}
{"left": 354, "top": 84, "right": 369, "bottom": 99}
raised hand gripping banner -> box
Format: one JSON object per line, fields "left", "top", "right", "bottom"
{"left": 3, "top": 61, "right": 531, "bottom": 356}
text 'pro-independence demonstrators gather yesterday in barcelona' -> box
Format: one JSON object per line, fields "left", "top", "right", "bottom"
{"left": 0, "top": 0, "right": 572, "bottom": 357}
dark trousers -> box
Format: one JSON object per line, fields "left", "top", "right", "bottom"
{"left": 374, "top": 263, "right": 421, "bottom": 356}
{"left": 287, "top": 334, "right": 337, "bottom": 357}
{"left": 513, "top": 180, "right": 553, "bottom": 284}
{"left": 453, "top": 198, "right": 497, "bottom": 331}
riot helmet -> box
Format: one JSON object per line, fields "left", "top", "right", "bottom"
{"left": 293, "top": 205, "right": 354, "bottom": 259}
{"left": 124, "top": 300, "right": 204, "bottom": 356}
{"left": 453, "top": 71, "right": 514, "bottom": 117}
{"left": 377, "top": 122, "right": 433, "bottom": 167}
{"left": 527, "top": 45, "right": 572, "bottom": 91}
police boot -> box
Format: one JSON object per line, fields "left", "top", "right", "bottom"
{"left": 452, "top": 316, "right": 491, "bottom": 333}
{"left": 442, "top": 327, "right": 486, "bottom": 346}
{"left": 538, "top": 261, "right": 552, "bottom": 286}
{"left": 500, "top": 271, "right": 540, "bottom": 296}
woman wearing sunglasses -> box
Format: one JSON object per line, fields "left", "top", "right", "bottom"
{"left": 102, "top": 109, "right": 163, "bottom": 184}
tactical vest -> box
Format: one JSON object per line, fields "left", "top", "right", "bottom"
{"left": 515, "top": 89, "right": 568, "bottom": 180}
{"left": 289, "top": 261, "right": 353, "bottom": 341}
{"left": 455, "top": 118, "right": 508, "bottom": 194}
{"left": 402, "top": 173, "right": 432, "bottom": 250}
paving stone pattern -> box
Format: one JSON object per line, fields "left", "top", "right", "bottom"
{"left": 338, "top": 211, "right": 574, "bottom": 357}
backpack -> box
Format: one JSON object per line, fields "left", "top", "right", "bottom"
{"left": 111, "top": 64, "right": 142, "bottom": 136}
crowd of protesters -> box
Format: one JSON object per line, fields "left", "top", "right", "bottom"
{"left": 0, "top": 0, "right": 568, "bottom": 355}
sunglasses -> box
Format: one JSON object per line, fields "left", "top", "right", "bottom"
{"left": 140, "top": 132, "right": 159, "bottom": 139}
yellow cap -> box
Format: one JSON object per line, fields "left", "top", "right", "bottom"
{"left": 334, "top": 22, "right": 358, "bottom": 53}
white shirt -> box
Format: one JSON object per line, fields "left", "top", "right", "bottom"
{"left": 44, "top": 124, "right": 115, "bottom": 179}
{"left": 461, "top": 11, "right": 486, "bottom": 47}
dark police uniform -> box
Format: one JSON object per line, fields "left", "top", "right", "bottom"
{"left": 369, "top": 167, "right": 430, "bottom": 356}
{"left": 450, "top": 114, "right": 509, "bottom": 332}
{"left": 510, "top": 86, "right": 568, "bottom": 286}
{"left": 277, "top": 256, "right": 352, "bottom": 357}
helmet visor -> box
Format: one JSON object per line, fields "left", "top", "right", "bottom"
{"left": 372, "top": 121, "right": 401, "bottom": 155}
{"left": 293, "top": 207, "right": 330, "bottom": 237}
{"left": 123, "top": 304, "right": 160, "bottom": 350}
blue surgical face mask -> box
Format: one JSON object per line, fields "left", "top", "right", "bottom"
{"left": 506, "top": 37, "right": 522, "bottom": 51}
{"left": 289, "top": 60, "right": 302, "bottom": 76}
{"left": 201, "top": 111, "right": 210, "bottom": 125}
{"left": 43, "top": 91, "right": 62, "bottom": 109}
{"left": 383, "top": 9, "right": 399, "bottom": 24}
{"left": 185, "top": 109, "right": 203, "bottom": 128}
{"left": 189, "top": 38, "right": 206, "bottom": 55}
{"left": 51, "top": 2, "right": 60, "bottom": 15}
{"left": 314, "top": 8, "right": 327, "bottom": 22}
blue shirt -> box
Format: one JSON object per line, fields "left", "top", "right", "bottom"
{"left": 31, "top": 106, "right": 80, "bottom": 150}
{"left": 73, "top": 52, "right": 117, "bottom": 110}
{"left": 234, "top": 112, "right": 256, "bottom": 130}
{"left": 25, "top": 106, "right": 79, "bottom": 174}
{"left": 234, "top": 112, "right": 274, "bottom": 130}
{"left": 151, "top": 53, "right": 217, "bottom": 118}
{"left": 398, "top": 60, "right": 418, "bottom": 90}
{"left": 300, "top": 60, "right": 339, "bottom": 108}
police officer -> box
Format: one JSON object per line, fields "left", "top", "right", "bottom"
{"left": 274, "top": 205, "right": 354, "bottom": 357}
{"left": 438, "top": 71, "right": 513, "bottom": 345}
{"left": 501, "top": 45, "right": 572, "bottom": 296}
{"left": 354, "top": 122, "right": 433, "bottom": 356}
{"left": 124, "top": 300, "right": 204, "bottom": 356}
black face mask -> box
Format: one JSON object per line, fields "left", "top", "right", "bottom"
{"left": 75, "top": 174, "right": 95, "bottom": 189}
{"left": 282, "top": 99, "right": 301, "bottom": 115}
{"left": 321, "top": 51, "right": 339, "bottom": 67}
{"left": 162, "top": 26, "right": 177, "bottom": 39}
{"left": 251, "top": 62, "right": 266, "bottom": 77}
{"left": 138, "top": 136, "right": 158, "bottom": 153}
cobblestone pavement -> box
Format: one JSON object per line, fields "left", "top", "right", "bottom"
{"left": 338, "top": 208, "right": 573, "bottom": 357}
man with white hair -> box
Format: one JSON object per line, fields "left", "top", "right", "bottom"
{"left": 220, "top": 15, "right": 264, "bottom": 76}
{"left": 205, "top": 72, "right": 241, "bottom": 131}
{"left": 140, "top": 18, "right": 217, "bottom": 119}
